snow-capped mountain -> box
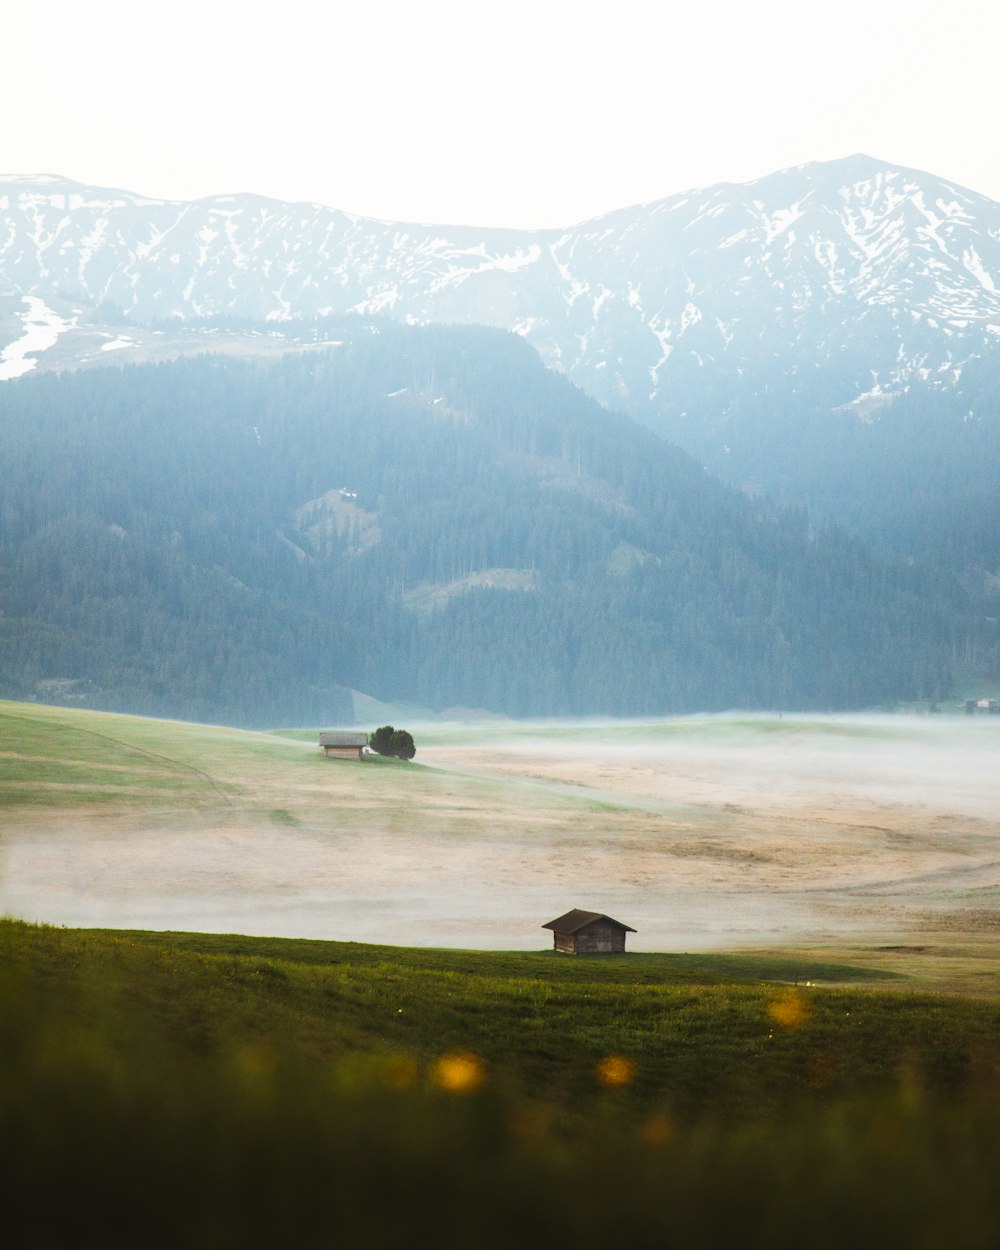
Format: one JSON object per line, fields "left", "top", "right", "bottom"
{"left": 3, "top": 159, "right": 998, "bottom": 714}
{"left": 3, "top": 155, "right": 1000, "bottom": 490}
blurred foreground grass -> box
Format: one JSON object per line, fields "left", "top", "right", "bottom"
{"left": 1, "top": 920, "right": 998, "bottom": 1247}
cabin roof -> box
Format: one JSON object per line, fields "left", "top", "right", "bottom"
{"left": 319, "top": 732, "right": 368, "bottom": 747}
{"left": 542, "top": 909, "right": 637, "bottom": 934}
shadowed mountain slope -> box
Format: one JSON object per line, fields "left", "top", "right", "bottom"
{"left": 0, "top": 322, "right": 963, "bottom": 722}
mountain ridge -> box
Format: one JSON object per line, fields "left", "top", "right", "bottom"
{"left": 3, "top": 151, "right": 990, "bottom": 225}
{"left": 4, "top": 154, "right": 999, "bottom": 430}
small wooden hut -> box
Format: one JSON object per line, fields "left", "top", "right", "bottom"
{"left": 319, "top": 731, "right": 368, "bottom": 760}
{"left": 542, "top": 909, "right": 636, "bottom": 954}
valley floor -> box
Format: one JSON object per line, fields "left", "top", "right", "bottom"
{"left": 1, "top": 704, "right": 997, "bottom": 993}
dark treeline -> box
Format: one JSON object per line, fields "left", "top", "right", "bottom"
{"left": 0, "top": 321, "right": 970, "bottom": 725}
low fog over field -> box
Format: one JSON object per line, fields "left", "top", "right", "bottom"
{"left": 2, "top": 713, "right": 998, "bottom": 955}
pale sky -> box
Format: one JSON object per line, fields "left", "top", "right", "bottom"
{"left": 5, "top": 0, "right": 998, "bottom": 228}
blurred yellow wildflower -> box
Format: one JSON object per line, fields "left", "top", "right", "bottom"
{"left": 431, "top": 1052, "right": 486, "bottom": 1094}
{"left": 596, "top": 1055, "right": 637, "bottom": 1087}
{"left": 768, "top": 988, "right": 812, "bottom": 1029}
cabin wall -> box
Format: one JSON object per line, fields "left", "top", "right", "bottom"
{"left": 323, "top": 745, "right": 363, "bottom": 759}
{"left": 552, "top": 922, "right": 627, "bottom": 954}
{"left": 575, "top": 921, "right": 626, "bottom": 954}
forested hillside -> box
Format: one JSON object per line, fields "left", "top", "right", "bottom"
{"left": 0, "top": 322, "right": 967, "bottom": 724}
{"left": 659, "top": 342, "right": 1000, "bottom": 575}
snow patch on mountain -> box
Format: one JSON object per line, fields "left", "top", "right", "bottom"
{"left": 963, "top": 246, "right": 997, "bottom": 293}
{"left": 0, "top": 296, "right": 76, "bottom": 379}
{"left": 100, "top": 334, "right": 134, "bottom": 352}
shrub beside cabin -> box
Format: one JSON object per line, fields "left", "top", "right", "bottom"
{"left": 543, "top": 909, "right": 636, "bottom": 955}
{"left": 319, "top": 732, "right": 368, "bottom": 760}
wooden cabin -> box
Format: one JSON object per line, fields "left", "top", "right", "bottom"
{"left": 319, "top": 731, "right": 368, "bottom": 760}
{"left": 542, "top": 909, "right": 636, "bottom": 954}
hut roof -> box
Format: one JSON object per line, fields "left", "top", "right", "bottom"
{"left": 319, "top": 732, "right": 369, "bottom": 748}
{"left": 542, "top": 909, "right": 636, "bottom": 934}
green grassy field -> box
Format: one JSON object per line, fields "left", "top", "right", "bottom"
{"left": 1, "top": 918, "right": 998, "bottom": 1247}
{"left": 0, "top": 699, "right": 282, "bottom": 808}
{"left": 3, "top": 697, "right": 999, "bottom": 984}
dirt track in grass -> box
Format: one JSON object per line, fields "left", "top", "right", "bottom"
{"left": 2, "top": 709, "right": 998, "bottom": 987}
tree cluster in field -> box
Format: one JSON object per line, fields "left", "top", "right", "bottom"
{"left": 368, "top": 725, "right": 416, "bottom": 760}
{"left": 0, "top": 317, "right": 984, "bottom": 727}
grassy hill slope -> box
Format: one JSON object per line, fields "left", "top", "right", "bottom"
{"left": 2, "top": 919, "right": 999, "bottom": 1247}
{"left": 4, "top": 698, "right": 999, "bottom": 987}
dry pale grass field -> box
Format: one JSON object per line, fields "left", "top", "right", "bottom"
{"left": 1, "top": 702, "right": 997, "bottom": 991}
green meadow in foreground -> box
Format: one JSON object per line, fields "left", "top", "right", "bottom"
{"left": 2, "top": 920, "right": 998, "bottom": 1248}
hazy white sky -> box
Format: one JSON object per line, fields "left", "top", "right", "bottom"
{"left": 5, "top": 0, "right": 997, "bottom": 228}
